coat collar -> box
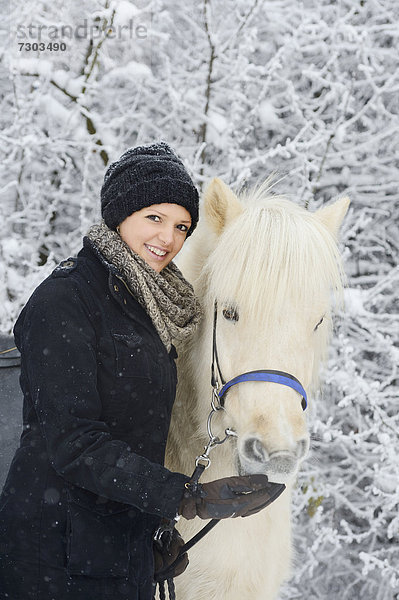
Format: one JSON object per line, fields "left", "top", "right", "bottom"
{"left": 79, "top": 238, "right": 157, "bottom": 339}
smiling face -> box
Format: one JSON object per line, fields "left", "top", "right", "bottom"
{"left": 118, "top": 203, "right": 192, "bottom": 272}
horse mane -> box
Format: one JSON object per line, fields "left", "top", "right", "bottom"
{"left": 202, "top": 184, "right": 345, "bottom": 314}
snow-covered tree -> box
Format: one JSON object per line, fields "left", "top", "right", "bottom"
{"left": 1, "top": 0, "right": 398, "bottom": 597}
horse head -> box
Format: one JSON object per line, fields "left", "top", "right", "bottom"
{"left": 178, "top": 178, "right": 349, "bottom": 486}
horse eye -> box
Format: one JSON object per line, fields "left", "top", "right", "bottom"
{"left": 314, "top": 316, "right": 324, "bottom": 331}
{"left": 222, "top": 307, "right": 239, "bottom": 322}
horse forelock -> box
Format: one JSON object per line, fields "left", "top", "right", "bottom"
{"left": 201, "top": 193, "right": 345, "bottom": 323}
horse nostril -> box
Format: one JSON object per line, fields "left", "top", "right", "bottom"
{"left": 243, "top": 437, "right": 268, "bottom": 463}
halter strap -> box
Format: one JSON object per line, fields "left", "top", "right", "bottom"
{"left": 211, "top": 300, "right": 307, "bottom": 411}
{"left": 211, "top": 300, "right": 226, "bottom": 387}
{"left": 218, "top": 370, "right": 307, "bottom": 410}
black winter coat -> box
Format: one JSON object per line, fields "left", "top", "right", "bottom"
{"left": 0, "top": 239, "right": 189, "bottom": 600}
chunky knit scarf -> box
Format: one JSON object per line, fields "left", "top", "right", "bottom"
{"left": 86, "top": 221, "right": 202, "bottom": 352}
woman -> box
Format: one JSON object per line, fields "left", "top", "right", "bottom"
{"left": 0, "top": 143, "right": 284, "bottom": 600}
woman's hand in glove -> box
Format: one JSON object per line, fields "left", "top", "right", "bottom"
{"left": 179, "top": 474, "right": 285, "bottom": 520}
{"left": 153, "top": 527, "right": 189, "bottom": 582}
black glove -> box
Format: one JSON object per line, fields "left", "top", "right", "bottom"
{"left": 153, "top": 527, "right": 189, "bottom": 582}
{"left": 179, "top": 474, "right": 285, "bottom": 520}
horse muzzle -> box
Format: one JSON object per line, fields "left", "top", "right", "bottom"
{"left": 237, "top": 435, "right": 310, "bottom": 483}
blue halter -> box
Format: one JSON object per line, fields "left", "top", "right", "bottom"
{"left": 211, "top": 301, "right": 308, "bottom": 411}
{"left": 218, "top": 370, "right": 307, "bottom": 410}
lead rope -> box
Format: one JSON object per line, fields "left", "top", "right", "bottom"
{"left": 158, "top": 572, "right": 182, "bottom": 600}
{"left": 156, "top": 578, "right": 177, "bottom": 600}
{"left": 158, "top": 580, "right": 166, "bottom": 600}
{"left": 153, "top": 449, "right": 235, "bottom": 598}
{"left": 153, "top": 464, "right": 219, "bottom": 600}
{"left": 157, "top": 579, "right": 175, "bottom": 600}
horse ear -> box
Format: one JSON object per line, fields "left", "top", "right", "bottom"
{"left": 314, "top": 196, "right": 350, "bottom": 238}
{"left": 204, "top": 178, "right": 243, "bottom": 235}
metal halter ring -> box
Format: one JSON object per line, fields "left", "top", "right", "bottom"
{"left": 194, "top": 394, "right": 237, "bottom": 469}
{"left": 207, "top": 405, "right": 235, "bottom": 446}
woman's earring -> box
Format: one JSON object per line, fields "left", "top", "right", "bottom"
{"left": 116, "top": 226, "right": 121, "bottom": 235}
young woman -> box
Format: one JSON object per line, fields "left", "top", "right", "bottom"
{"left": 0, "top": 143, "right": 284, "bottom": 600}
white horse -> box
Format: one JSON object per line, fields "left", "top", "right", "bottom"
{"left": 166, "top": 178, "right": 349, "bottom": 600}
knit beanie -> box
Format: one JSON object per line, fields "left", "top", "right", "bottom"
{"left": 101, "top": 142, "right": 199, "bottom": 236}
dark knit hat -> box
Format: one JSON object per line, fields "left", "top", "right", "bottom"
{"left": 101, "top": 142, "right": 199, "bottom": 236}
